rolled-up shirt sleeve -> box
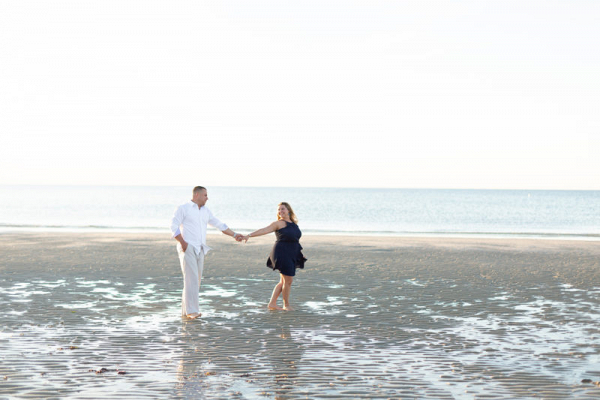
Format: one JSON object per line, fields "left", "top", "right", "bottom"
{"left": 170, "top": 205, "right": 185, "bottom": 238}
{"left": 207, "top": 208, "right": 229, "bottom": 232}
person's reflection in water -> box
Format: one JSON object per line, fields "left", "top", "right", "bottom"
{"left": 264, "top": 317, "right": 305, "bottom": 399}
{"left": 175, "top": 319, "right": 275, "bottom": 398}
{"left": 175, "top": 322, "right": 206, "bottom": 398}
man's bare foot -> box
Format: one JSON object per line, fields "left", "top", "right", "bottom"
{"left": 185, "top": 312, "right": 202, "bottom": 319}
{"left": 283, "top": 305, "right": 294, "bottom": 311}
{"left": 268, "top": 303, "right": 284, "bottom": 311}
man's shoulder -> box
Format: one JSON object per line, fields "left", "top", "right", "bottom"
{"left": 177, "top": 201, "right": 194, "bottom": 210}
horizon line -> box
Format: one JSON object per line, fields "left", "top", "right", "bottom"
{"left": 1, "top": 183, "right": 599, "bottom": 192}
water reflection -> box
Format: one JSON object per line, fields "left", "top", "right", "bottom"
{"left": 265, "top": 319, "right": 304, "bottom": 399}
{"left": 2, "top": 274, "right": 600, "bottom": 398}
{"left": 174, "top": 308, "right": 307, "bottom": 399}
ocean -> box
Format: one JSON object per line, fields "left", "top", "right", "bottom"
{"left": 0, "top": 185, "right": 598, "bottom": 240}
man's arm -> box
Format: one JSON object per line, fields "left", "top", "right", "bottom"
{"left": 174, "top": 233, "right": 188, "bottom": 251}
{"left": 207, "top": 208, "right": 241, "bottom": 241}
{"left": 221, "top": 228, "right": 242, "bottom": 241}
{"left": 170, "top": 205, "right": 188, "bottom": 250}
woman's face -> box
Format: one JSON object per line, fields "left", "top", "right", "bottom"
{"left": 277, "top": 204, "right": 289, "bottom": 220}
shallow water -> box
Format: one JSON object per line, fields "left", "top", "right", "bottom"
{"left": 2, "top": 273, "right": 600, "bottom": 399}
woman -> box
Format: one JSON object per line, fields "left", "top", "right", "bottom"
{"left": 242, "top": 202, "right": 306, "bottom": 311}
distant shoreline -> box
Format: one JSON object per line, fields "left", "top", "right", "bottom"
{"left": 1, "top": 227, "right": 599, "bottom": 241}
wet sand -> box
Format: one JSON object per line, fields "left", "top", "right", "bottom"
{"left": 1, "top": 232, "right": 600, "bottom": 399}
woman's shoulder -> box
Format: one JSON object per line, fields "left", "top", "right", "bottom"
{"left": 271, "top": 220, "right": 287, "bottom": 229}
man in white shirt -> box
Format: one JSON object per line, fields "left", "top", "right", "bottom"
{"left": 170, "top": 186, "right": 241, "bottom": 319}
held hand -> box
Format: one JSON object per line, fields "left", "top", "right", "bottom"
{"left": 234, "top": 233, "right": 243, "bottom": 242}
{"left": 242, "top": 235, "right": 250, "bottom": 243}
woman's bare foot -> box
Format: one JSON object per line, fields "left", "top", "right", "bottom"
{"left": 185, "top": 312, "right": 202, "bottom": 319}
{"left": 268, "top": 303, "right": 283, "bottom": 311}
{"left": 283, "top": 305, "right": 294, "bottom": 311}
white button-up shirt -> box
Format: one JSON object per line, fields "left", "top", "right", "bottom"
{"left": 170, "top": 201, "right": 229, "bottom": 255}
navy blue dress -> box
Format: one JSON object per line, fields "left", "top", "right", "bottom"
{"left": 267, "top": 221, "right": 307, "bottom": 277}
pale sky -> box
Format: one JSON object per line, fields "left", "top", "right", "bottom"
{"left": 1, "top": 1, "right": 599, "bottom": 190}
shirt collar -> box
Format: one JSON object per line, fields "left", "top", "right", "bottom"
{"left": 189, "top": 201, "right": 203, "bottom": 210}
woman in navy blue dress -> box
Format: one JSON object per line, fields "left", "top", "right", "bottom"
{"left": 243, "top": 202, "right": 306, "bottom": 311}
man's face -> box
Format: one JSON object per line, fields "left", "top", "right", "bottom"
{"left": 194, "top": 189, "right": 208, "bottom": 207}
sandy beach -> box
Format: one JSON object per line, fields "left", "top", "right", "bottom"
{"left": 1, "top": 232, "right": 600, "bottom": 399}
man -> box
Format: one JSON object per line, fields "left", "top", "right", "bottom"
{"left": 170, "top": 186, "right": 241, "bottom": 319}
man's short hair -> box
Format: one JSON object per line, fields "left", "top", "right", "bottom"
{"left": 193, "top": 186, "right": 206, "bottom": 195}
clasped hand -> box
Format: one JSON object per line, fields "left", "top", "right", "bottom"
{"left": 234, "top": 234, "right": 250, "bottom": 243}
{"left": 235, "top": 234, "right": 250, "bottom": 243}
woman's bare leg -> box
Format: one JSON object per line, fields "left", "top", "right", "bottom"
{"left": 268, "top": 275, "right": 284, "bottom": 310}
{"left": 281, "top": 274, "right": 294, "bottom": 311}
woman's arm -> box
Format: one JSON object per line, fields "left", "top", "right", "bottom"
{"left": 244, "top": 221, "right": 285, "bottom": 241}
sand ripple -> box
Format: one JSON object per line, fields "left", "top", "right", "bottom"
{"left": 1, "top": 274, "right": 600, "bottom": 399}
{"left": 2, "top": 233, "right": 600, "bottom": 398}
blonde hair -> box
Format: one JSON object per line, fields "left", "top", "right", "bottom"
{"left": 278, "top": 202, "right": 298, "bottom": 224}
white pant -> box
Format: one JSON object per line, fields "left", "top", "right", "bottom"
{"left": 178, "top": 245, "right": 205, "bottom": 316}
